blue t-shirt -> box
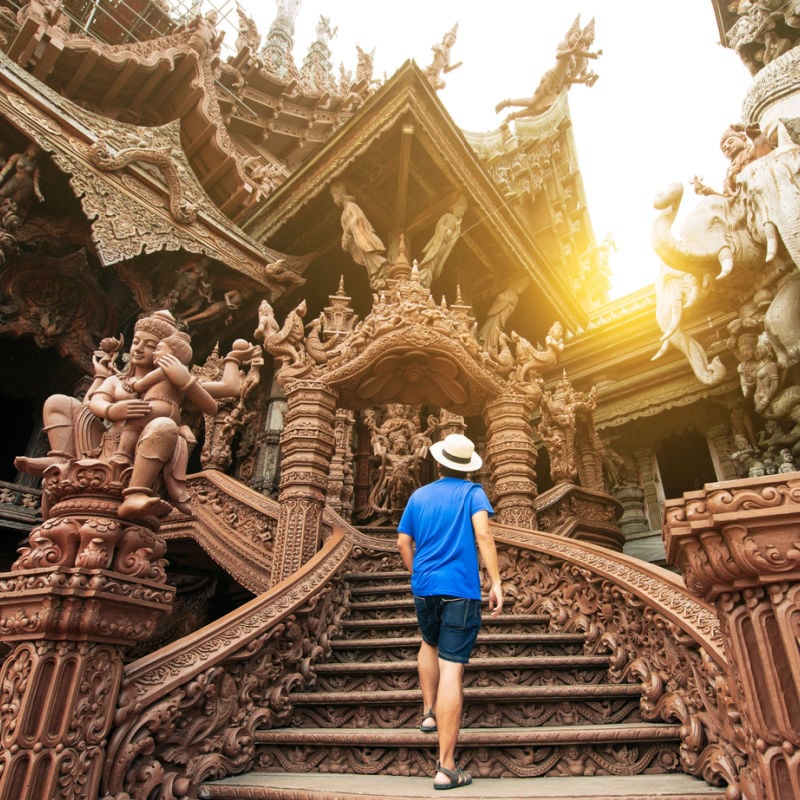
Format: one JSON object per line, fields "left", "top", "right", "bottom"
{"left": 397, "top": 477, "right": 493, "bottom": 600}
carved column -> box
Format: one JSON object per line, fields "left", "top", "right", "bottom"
{"left": 326, "top": 408, "right": 356, "bottom": 520}
{"left": 664, "top": 475, "right": 800, "bottom": 800}
{"left": 482, "top": 394, "right": 537, "bottom": 528}
{"left": 0, "top": 461, "right": 173, "bottom": 800}
{"left": 271, "top": 379, "right": 337, "bottom": 585}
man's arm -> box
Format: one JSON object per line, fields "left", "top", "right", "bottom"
{"left": 472, "top": 510, "right": 503, "bottom": 616}
{"left": 397, "top": 532, "right": 414, "bottom": 572}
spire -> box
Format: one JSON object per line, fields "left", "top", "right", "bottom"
{"left": 261, "top": 0, "right": 300, "bottom": 79}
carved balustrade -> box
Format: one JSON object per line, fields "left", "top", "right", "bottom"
{"left": 664, "top": 474, "right": 800, "bottom": 800}
{"left": 490, "top": 522, "right": 744, "bottom": 795}
{"left": 103, "top": 528, "right": 352, "bottom": 800}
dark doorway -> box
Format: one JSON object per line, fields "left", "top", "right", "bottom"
{"left": 656, "top": 430, "right": 718, "bottom": 500}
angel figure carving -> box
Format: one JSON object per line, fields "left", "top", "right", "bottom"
{"left": 424, "top": 23, "right": 462, "bottom": 91}
{"left": 479, "top": 276, "right": 530, "bottom": 351}
{"left": 495, "top": 16, "right": 601, "bottom": 123}
{"left": 330, "top": 181, "right": 388, "bottom": 292}
{"left": 418, "top": 195, "right": 468, "bottom": 288}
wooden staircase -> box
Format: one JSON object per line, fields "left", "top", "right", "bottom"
{"left": 202, "top": 565, "right": 727, "bottom": 799}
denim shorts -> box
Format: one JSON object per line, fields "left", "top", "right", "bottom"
{"left": 413, "top": 595, "right": 482, "bottom": 664}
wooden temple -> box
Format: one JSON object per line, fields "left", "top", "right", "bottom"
{"left": 0, "top": 1, "right": 798, "bottom": 798}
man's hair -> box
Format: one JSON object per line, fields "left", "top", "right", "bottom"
{"left": 438, "top": 464, "right": 469, "bottom": 479}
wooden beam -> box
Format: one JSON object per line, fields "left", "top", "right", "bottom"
{"left": 391, "top": 122, "right": 414, "bottom": 236}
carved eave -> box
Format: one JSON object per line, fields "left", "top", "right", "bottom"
{"left": 4, "top": 12, "right": 369, "bottom": 221}
{"left": 0, "top": 53, "right": 300, "bottom": 287}
{"left": 5, "top": 16, "right": 251, "bottom": 214}
{"left": 465, "top": 93, "right": 604, "bottom": 308}
{"left": 243, "top": 61, "right": 587, "bottom": 335}
{"left": 543, "top": 287, "right": 740, "bottom": 429}
{"left": 217, "top": 50, "right": 362, "bottom": 171}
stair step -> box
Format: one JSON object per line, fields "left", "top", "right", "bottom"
{"left": 251, "top": 723, "right": 684, "bottom": 779}
{"left": 349, "top": 581, "right": 410, "bottom": 595}
{"left": 201, "top": 771, "right": 727, "bottom": 800}
{"left": 343, "top": 613, "right": 549, "bottom": 626}
{"left": 288, "top": 684, "right": 643, "bottom": 728}
{"left": 291, "top": 684, "right": 640, "bottom": 706}
{"left": 344, "top": 570, "right": 408, "bottom": 582}
{"left": 332, "top": 633, "right": 586, "bottom": 648}
{"left": 255, "top": 722, "right": 681, "bottom": 746}
{"left": 315, "top": 654, "right": 610, "bottom": 672}
{"left": 329, "top": 632, "right": 587, "bottom": 661}
{"left": 312, "top": 654, "right": 612, "bottom": 690}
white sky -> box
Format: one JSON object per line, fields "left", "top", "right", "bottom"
{"left": 226, "top": 1, "right": 753, "bottom": 300}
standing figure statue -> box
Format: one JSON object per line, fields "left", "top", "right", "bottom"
{"left": 331, "top": 180, "right": 388, "bottom": 293}
{"left": 478, "top": 276, "right": 530, "bottom": 351}
{"left": 418, "top": 195, "right": 468, "bottom": 289}
{"left": 424, "top": 23, "right": 462, "bottom": 91}
{"left": 0, "top": 141, "right": 44, "bottom": 215}
{"left": 15, "top": 310, "right": 256, "bottom": 520}
{"left": 495, "top": 16, "right": 601, "bottom": 122}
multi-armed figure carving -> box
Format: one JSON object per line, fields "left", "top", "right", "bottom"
{"left": 361, "top": 404, "right": 438, "bottom": 521}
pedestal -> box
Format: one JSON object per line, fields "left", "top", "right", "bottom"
{"left": 0, "top": 460, "right": 173, "bottom": 800}
{"left": 664, "top": 474, "right": 800, "bottom": 800}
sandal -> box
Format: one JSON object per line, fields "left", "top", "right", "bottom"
{"left": 419, "top": 708, "right": 437, "bottom": 733}
{"left": 434, "top": 762, "right": 472, "bottom": 790}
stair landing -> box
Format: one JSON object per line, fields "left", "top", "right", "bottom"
{"left": 201, "top": 771, "right": 727, "bottom": 799}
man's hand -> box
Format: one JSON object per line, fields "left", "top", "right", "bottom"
{"left": 488, "top": 581, "right": 503, "bottom": 617}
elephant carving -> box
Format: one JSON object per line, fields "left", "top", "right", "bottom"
{"left": 650, "top": 144, "right": 800, "bottom": 385}
{"left": 764, "top": 272, "right": 800, "bottom": 368}
{"left": 736, "top": 145, "right": 800, "bottom": 268}
{"left": 651, "top": 181, "right": 765, "bottom": 282}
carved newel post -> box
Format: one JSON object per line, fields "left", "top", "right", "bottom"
{"left": 0, "top": 476, "right": 173, "bottom": 800}
{"left": 664, "top": 475, "right": 800, "bottom": 800}
{"left": 271, "top": 379, "right": 337, "bottom": 585}
{"left": 482, "top": 394, "right": 538, "bottom": 528}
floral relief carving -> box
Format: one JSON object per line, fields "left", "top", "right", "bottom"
{"left": 0, "top": 63, "right": 292, "bottom": 286}
{"left": 104, "top": 532, "right": 351, "bottom": 799}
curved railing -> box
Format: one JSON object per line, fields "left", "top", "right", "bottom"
{"left": 487, "top": 523, "right": 741, "bottom": 797}
{"left": 104, "top": 492, "right": 743, "bottom": 799}
{"left": 328, "top": 517, "right": 743, "bottom": 796}
{"left": 103, "top": 526, "right": 353, "bottom": 800}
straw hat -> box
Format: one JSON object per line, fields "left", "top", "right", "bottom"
{"left": 429, "top": 433, "right": 482, "bottom": 472}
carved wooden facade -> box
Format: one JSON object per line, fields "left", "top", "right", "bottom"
{"left": 0, "top": 2, "right": 798, "bottom": 799}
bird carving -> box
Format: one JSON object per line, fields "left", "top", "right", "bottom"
{"left": 511, "top": 321, "right": 564, "bottom": 383}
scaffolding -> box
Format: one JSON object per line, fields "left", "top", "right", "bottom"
{"left": 0, "top": 0, "right": 244, "bottom": 57}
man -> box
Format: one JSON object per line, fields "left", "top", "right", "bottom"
{"left": 396, "top": 433, "right": 503, "bottom": 790}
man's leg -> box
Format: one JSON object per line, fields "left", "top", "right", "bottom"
{"left": 417, "top": 640, "right": 439, "bottom": 719}
{"left": 435, "top": 658, "right": 465, "bottom": 783}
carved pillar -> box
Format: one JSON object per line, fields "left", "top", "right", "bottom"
{"left": 271, "top": 380, "right": 337, "bottom": 585}
{"left": 482, "top": 394, "right": 537, "bottom": 528}
{"left": 327, "top": 408, "right": 356, "bottom": 520}
{"left": 0, "top": 461, "right": 173, "bottom": 800}
{"left": 249, "top": 373, "right": 287, "bottom": 496}
{"left": 664, "top": 475, "right": 800, "bottom": 800}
